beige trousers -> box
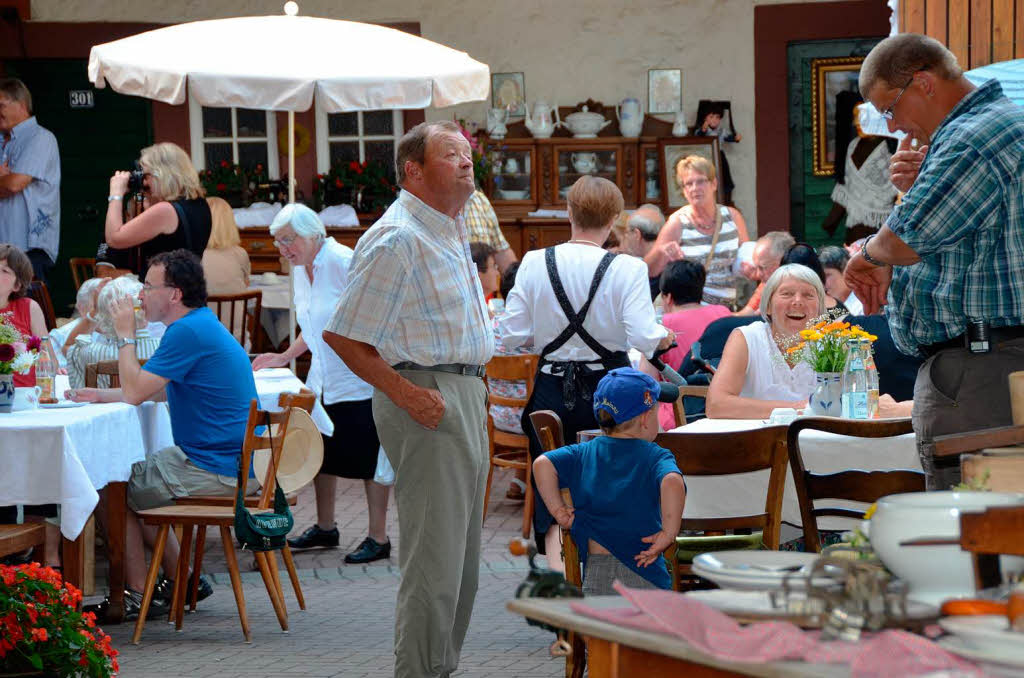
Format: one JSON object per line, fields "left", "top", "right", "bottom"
{"left": 373, "top": 369, "right": 488, "bottom": 678}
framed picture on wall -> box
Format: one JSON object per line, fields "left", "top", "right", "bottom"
{"left": 648, "top": 68, "right": 682, "bottom": 114}
{"left": 811, "top": 56, "right": 864, "bottom": 176}
{"left": 658, "top": 136, "right": 721, "bottom": 209}
{"left": 492, "top": 72, "right": 526, "bottom": 117}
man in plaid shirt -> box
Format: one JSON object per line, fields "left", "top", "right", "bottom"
{"left": 846, "top": 33, "right": 1024, "bottom": 489}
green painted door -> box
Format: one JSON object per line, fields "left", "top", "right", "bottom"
{"left": 4, "top": 59, "right": 152, "bottom": 311}
{"left": 786, "top": 38, "right": 883, "bottom": 246}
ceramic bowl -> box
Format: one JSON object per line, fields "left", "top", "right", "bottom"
{"left": 871, "top": 491, "right": 1024, "bottom": 604}
{"left": 498, "top": 189, "right": 528, "bottom": 200}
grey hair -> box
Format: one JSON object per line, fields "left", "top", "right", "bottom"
{"left": 269, "top": 203, "right": 326, "bottom": 240}
{"left": 95, "top": 276, "right": 143, "bottom": 338}
{"left": 859, "top": 33, "right": 963, "bottom": 98}
{"left": 395, "top": 120, "right": 462, "bottom": 185}
{"left": 75, "top": 278, "right": 105, "bottom": 317}
{"left": 760, "top": 264, "right": 826, "bottom": 323}
{"left": 818, "top": 245, "right": 850, "bottom": 272}
{"left": 758, "top": 230, "right": 797, "bottom": 259}
{"left": 627, "top": 204, "right": 666, "bottom": 239}
{"left": 0, "top": 78, "right": 32, "bottom": 115}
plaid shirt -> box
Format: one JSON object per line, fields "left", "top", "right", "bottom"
{"left": 886, "top": 80, "right": 1024, "bottom": 356}
{"left": 462, "top": 189, "right": 510, "bottom": 251}
{"left": 327, "top": 190, "right": 494, "bottom": 366}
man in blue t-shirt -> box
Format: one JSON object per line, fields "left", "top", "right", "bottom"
{"left": 69, "top": 249, "right": 257, "bottom": 618}
{"left": 533, "top": 368, "right": 685, "bottom": 593}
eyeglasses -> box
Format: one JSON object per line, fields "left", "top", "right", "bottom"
{"left": 880, "top": 76, "right": 915, "bottom": 121}
{"left": 273, "top": 234, "right": 299, "bottom": 249}
{"left": 681, "top": 177, "right": 709, "bottom": 190}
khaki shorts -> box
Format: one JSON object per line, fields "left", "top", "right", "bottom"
{"left": 127, "top": 445, "right": 258, "bottom": 512}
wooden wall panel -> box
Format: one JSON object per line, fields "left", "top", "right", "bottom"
{"left": 970, "top": 0, "right": 993, "bottom": 67}
{"left": 905, "top": 0, "right": 928, "bottom": 34}
{"left": 948, "top": 0, "right": 971, "bottom": 69}
{"left": 1017, "top": 0, "right": 1024, "bottom": 57}
{"left": 915, "top": 0, "right": 1024, "bottom": 68}
{"left": 993, "top": 0, "right": 1015, "bottom": 62}
{"left": 926, "top": 0, "right": 949, "bottom": 45}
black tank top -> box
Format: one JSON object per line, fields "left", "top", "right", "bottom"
{"left": 139, "top": 198, "right": 212, "bottom": 278}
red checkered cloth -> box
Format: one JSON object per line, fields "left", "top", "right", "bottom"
{"left": 569, "top": 583, "right": 984, "bottom": 677}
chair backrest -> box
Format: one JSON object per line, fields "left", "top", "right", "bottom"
{"left": 238, "top": 398, "right": 294, "bottom": 510}
{"left": 85, "top": 358, "right": 148, "bottom": 389}
{"left": 787, "top": 417, "right": 923, "bottom": 552}
{"left": 69, "top": 257, "right": 96, "bottom": 291}
{"left": 528, "top": 409, "right": 565, "bottom": 451}
{"left": 654, "top": 426, "right": 789, "bottom": 549}
{"left": 671, "top": 385, "right": 710, "bottom": 429}
{"left": 208, "top": 290, "right": 263, "bottom": 353}
{"left": 27, "top": 280, "right": 57, "bottom": 332}
{"left": 278, "top": 388, "right": 316, "bottom": 414}
{"left": 485, "top": 354, "right": 538, "bottom": 408}
{"left": 960, "top": 505, "right": 1024, "bottom": 589}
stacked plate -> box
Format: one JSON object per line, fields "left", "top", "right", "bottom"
{"left": 692, "top": 551, "right": 837, "bottom": 591}
{"left": 938, "top": 615, "right": 1024, "bottom": 672}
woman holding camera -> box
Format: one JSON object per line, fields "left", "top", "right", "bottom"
{"left": 104, "top": 142, "right": 212, "bottom": 278}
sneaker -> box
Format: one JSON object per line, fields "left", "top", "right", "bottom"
{"left": 123, "top": 588, "right": 171, "bottom": 621}
{"left": 155, "top": 574, "right": 214, "bottom": 607}
{"left": 344, "top": 536, "right": 391, "bottom": 564}
{"left": 287, "top": 524, "right": 340, "bottom": 550}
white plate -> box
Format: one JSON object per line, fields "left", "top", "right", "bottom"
{"left": 938, "top": 636, "right": 1024, "bottom": 673}
{"left": 692, "top": 551, "right": 837, "bottom": 591}
{"left": 39, "top": 401, "right": 88, "bottom": 409}
{"left": 939, "top": 615, "right": 1024, "bottom": 658}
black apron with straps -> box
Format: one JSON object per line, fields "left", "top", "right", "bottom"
{"left": 538, "top": 247, "right": 630, "bottom": 410}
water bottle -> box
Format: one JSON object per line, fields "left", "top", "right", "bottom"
{"left": 841, "top": 339, "right": 869, "bottom": 419}
{"left": 863, "top": 340, "right": 880, "bottom": 418}
{"left": 36, "top": 336, "right": 59, "bottom": 404}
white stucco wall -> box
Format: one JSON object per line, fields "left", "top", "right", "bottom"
{"left": 31, "top": 0, "right": 855, "bottom": 234}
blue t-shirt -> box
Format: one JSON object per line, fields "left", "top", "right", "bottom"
{"left": 142, "top": 307, "right": 257, "bottom": 476}
{"left": 545, "top": 436, "right": 682, "bottom": 590}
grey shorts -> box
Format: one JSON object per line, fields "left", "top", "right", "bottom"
{"left": 127, "top": 445, "right": 256, "bottom": 512}
{"left": 582, "top": 553, "right": 658, "bottom": 597}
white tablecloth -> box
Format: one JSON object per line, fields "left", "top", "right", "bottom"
{"left": 668, "top": 418, "right": 920, "bottom": 531}
{"left": 248, "top": 275, "right": 292, "bottom": 347}
{"left": 252, "top": 368, "right": 333, "bottom": 436}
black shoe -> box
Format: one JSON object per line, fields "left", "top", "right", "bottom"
{"left": 344, "top": 536, "right": 391, "bottom": 564}
{"left": 287, "top": 524, "right": 339, "bottom": 550}
{"left": 155, "top": 575, "right": 214, "bottom": 606}
{"left": 122, "top": 588, "right": 171, "bottom": 621}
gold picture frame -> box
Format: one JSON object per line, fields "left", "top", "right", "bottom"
{"left": 811, "top": 56, "right": 864, "bottom": 176}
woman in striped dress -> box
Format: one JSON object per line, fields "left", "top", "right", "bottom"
{"left": 645, "top": 155, "right": 749, "bottom": 309}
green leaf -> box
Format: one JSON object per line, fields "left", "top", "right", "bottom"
{"left": 29, "top": 652, "right": 44, "bottom": 669}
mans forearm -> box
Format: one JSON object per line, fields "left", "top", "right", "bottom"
{"left": 117, "top": 344, "right": 146, "bottom": 404}
{"left": 866, "top": 226, "right": 921, "bottom": 266}
{"left": 0, "top": 173, "right": 31, "bottom": 198}
{"left": 322, "top": 331, "right": 413, "bottom": 404}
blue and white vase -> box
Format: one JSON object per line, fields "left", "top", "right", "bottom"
{"left": 807, "top": 372, "right": 842, "bottom": 417}
{"left": 0, "top": 374, "right": 14, "bottom": 413}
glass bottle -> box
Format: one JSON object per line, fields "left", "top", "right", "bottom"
{"left": 863, "top": 340, "right": 880, "bottom": 418}
{"left": 841, "top": 339, "right": 869, "bottom": 419}
{"left": 36, "top": 336, "right": 59, "bottom": 404}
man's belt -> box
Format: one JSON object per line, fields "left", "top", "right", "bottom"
{"left": 919, "top": 325, "right": 1024, "bottom": 358}
{"left": 392, "top": 361, "right": 486, "bottom": 378}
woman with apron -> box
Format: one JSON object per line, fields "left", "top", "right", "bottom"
{"left": 499, "top": 176, "right": 674, "bottom": 568}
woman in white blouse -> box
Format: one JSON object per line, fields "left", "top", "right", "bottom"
{"left": 252, "top": 204, "right": 390, "bottom": 564}
{"left": 705, "top": 264, "right": 822, "bottom": 419}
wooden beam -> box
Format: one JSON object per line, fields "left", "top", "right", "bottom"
{"left": 1017, "top": 0, "right": 1024, "bottom": 57}
{"left": 926, "top": 0, "right": 949, "bottom": 44}
{"left": 906, "top": 0, "right": 928, "bottom": 33}
{"left": 949, "top": 0, "right": 972, "bottom": 68}
{"left": 994, "top": 0, "right": 1015, "bottom": 61}
{"left": 971, "top": 0, "right": 993, "bottom": 67}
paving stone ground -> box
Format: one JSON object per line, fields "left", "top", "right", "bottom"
{"left": 99, "top": 468, "right": 565, "bottom": 677}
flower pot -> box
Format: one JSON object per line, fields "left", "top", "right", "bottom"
{"left": 0, "top": 373, "right": 14, "bottom": 413}
{"left": 807, "top": 371, "right": 842, "bottom": 417}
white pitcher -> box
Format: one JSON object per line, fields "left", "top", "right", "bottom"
{"left": 524, "top": 101, "right": 560, "bottom": 139}
{"left": 616, "top": 97, "right": 643, "bottom": 138}
{"left": 672, "top": 110, "right": 688, "bottom": 137}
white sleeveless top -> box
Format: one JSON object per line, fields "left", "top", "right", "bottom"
{"left": 737, "top": 321, "right": 816, "bottom": 402}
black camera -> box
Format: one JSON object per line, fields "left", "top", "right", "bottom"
{"left": 126, "top": 161, "right": 146, "bottom": 194}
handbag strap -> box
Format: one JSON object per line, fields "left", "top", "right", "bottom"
{"left": 703, "top": 206, "right": 724, "bottom": 271}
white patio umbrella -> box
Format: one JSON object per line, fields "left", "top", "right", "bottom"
{"left": 87, "top": 3, "right": 490, "bottom": 352}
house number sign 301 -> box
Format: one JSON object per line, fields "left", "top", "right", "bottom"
{"left": 69, "top": 90, "right": 95, "bottom": 109}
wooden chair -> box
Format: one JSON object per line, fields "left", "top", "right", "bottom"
{"left": 959, "top": 505, "right": 1024, "bottom": 590}
{"left": 27, "top": 280, "right": 57, "bottom": 332}
{"left": 208, "top": 291, "right": 263, "bottom": 353}
{"left": 788, "top": 417, "right": 924, "bottom": 552}
{"left": 84, "top": 358, "right": 148, "bottom": 389}
{"left": 131, "top": 399, "right": 295, "bottom": 643}
{"left": 0, "top": 523, "right": 46, "bottom": 559}
{"left": 69, "top": 257, "right": 96, "bottom": 290}
{"left": 670, "top": 384, "right": 709, "bottom": 429}
{"left": 483, "top": 354, "right": 538, "bottom": 538}
{"left": 654, "top": 426, "right": 789, "bottom": 590}
{"left": 528, "top": 410, "right": 583, "bottom": 678}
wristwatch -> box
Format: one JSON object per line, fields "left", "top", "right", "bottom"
{"left": 108, "top": 195, "right": 123, "bottom": 202}
{"left": 861, "top": 234, "right": 887, "bottom": 267}
{"left": 116, "top": 337, "right": 136, "bottom": 350}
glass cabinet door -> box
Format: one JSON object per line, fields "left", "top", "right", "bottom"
{"left": 643, "top": 147, "right": 661, "bottom": 201}
{"left": 489, "top": 147, "right": 532, "bottom": 201}
{"left": 556, "top": 149, "right": 616, "bottom": 201}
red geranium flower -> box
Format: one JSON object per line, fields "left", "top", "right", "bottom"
{"left": 216, "top": 183, "right": 227, "bottom": 192}
{"left": 335, "top": 178, "right": 343, "bottom": 188}
{"left": 349, "top": 161, "right": 360, "bottom": 172}
{"left": 220, "top": 160, "right": 230, "bottom": 169}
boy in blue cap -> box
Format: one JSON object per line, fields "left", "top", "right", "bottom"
{"left": 532, "top": 367, "right": 685, "bottom": 593}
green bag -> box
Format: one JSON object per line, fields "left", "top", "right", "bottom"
{"left": 233, "top": 412, "right": 294, "bottom": 551}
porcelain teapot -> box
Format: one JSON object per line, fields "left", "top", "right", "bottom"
{"left": 616, "top": 97, "right": 643, "bottom": 138}
{"left": 563, "top": 105, "right": 612, "bottom": 138}
{"left": 571, "top": 151, "right": 598, "bottom": 175}
{"left": 487, "top": 107, "right": 510, "bottom": 139}
{"left": 524, "top": 101, "right": 560, "bottom": 139}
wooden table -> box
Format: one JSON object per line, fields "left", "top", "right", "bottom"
{"left": 507, "top": 596, "right": 846, "bottom": 678}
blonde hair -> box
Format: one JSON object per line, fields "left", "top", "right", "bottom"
{"left": 567, "top": 176, "right": 624, "bottom": 231}
{"left": 674, "top": 155, "right": 716, "bottom": 188}
{"left": 206, "top": 197, "right": 240, "bottom": 249}
{"left": 139, "top": 142, "right": 204, "bottom": 201}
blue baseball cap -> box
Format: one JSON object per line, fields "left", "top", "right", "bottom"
{"left": 593, "top": 367, "right": 680, "bottom": 425}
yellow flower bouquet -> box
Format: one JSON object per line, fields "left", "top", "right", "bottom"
{"left": 785, "top": 316, "right": 878, "bottom": 372}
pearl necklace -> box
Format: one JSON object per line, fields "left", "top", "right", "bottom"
{"left": 568, "top": 238, "right": 604, "bottom": 247}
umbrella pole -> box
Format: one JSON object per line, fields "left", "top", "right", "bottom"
{"left": 288, "top": 110, "right": 297, "bottom": 372}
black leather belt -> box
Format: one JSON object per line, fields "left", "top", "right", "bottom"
{"left": 919, "top": 325, "right": 1024, "bottom": 358}
{"left": 392, "top": 361, "right": 486, "bottom": 378}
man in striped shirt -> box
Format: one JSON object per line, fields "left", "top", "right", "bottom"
{"left": 846, "top": 33, "right": 1024, "bottom": 489}
{"left": 324, "top": 121, "right": 493, "bottom": 678}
